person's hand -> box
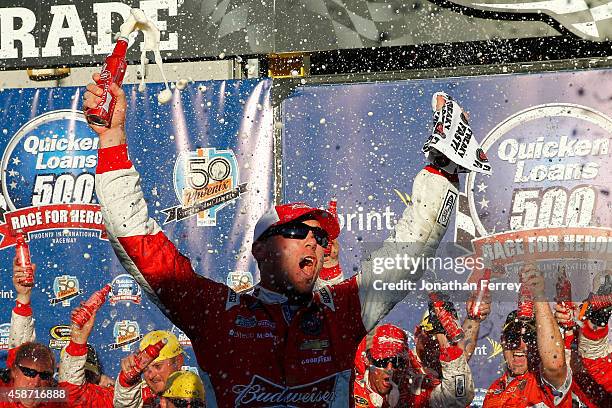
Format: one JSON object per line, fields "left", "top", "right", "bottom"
{"left": 466, "top": 291, "right": 491, "bottom": 321}
{"left": 13, "top": 257, "right": 33, "bottom": 304}
{"left": 120, "top": 354, "right": 142, "bottom": 377}
{"left": 98, "top": 374, "right": 114, "bottom": 388}
{"left": 70, "top": 306, "right": 96, "bottom": 345}
{"left": 553, "top": 302, "right": 575, "bottom": 327}
{"left": 83, "top": 74, "right": 127, "bottom": 146}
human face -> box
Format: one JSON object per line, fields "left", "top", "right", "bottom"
{"left": 503, "top": 338, "right": 530, "bottom": 376}
{"left": 11, "top": 359, "right": 54, "bottom": 407}
{"left": 143, "top": 357, "right": 181, "bottom": 393}
{"left": 257, "top": 220, "right": 326, "bottom": 295}
{"left": 368, "top": 361, "right": 395, "bottom": 396}
{"left": 13, "top": 359, "right": 54, "bottom": 388}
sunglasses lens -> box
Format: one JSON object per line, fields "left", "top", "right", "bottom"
{"left": 372, "top": 356, "right": 405, "bottom": 369}
{"left": 170, "top": 399, "right": 190, "bottom": 408}
{"left": 18, "top": 365, "right": 52, "bottom": 380}
{"left": 274, "top": 224, "right": 329, "bottom": 248}
{"left": 19, "top": 366, "right": 38, "bottom": 378}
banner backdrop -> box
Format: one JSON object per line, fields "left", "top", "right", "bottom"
{"left": 0, "top": 0, "right": 609, "bottom": 70}
{"left": 281, "top": 68, "right": 612, "bottom": 405}
{"left": 0, "top": 79, "right": 273, "bottom": 377}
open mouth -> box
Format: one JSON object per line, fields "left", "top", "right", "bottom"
{"left": 299, "top": 255, "right": 316, "bottom": 270}
{"left": 512, "top": 351, "right": 527, "bottom": 365}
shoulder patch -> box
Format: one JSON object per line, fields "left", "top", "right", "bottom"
{"left": 354, "top": 395, "right": 370, "bottom": 407}
{"left": 317, "top": 286, "right": 335, "bottom": 311}
{"left": 225, "top": 288, "right": 241, "bottom": 310}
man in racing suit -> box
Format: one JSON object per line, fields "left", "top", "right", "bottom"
{"left": 353, "top": 322, "right": 474, "bottom": 408}
{"left": 483, "top": 266, "right": 573, "bottom": 407}
{"left": 554, "top": 275, "right": 611, "bottom": 407}
{"left": 58, "top": 301, "right": 114, "bottom": 408}
{"left": 85, "top": 78, "right": 466, "bottom": 407}
{"left": 0, "top": 257, "right": 63, "bottom": 408}
{"left": 113, "top": 330, "right": 185, "bottom": 408}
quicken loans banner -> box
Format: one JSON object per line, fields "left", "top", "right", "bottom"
{"left": 0, "top": 79, "right": 273, "bottom": 376}
{"left": 281, "top": 68, "right": 612, "bottom": 406}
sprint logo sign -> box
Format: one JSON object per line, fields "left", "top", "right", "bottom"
{"left": 437, "top": 0, "right": 612, "bottom": 41}
{"left": 163, "top": 148, "right": 247, "bottom": 226}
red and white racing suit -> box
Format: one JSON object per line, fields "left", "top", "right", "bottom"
{"left": 57, "top": 341, "right": 114, "bottom": 408}
{"left": 482, "top": 368, "right": 573, "bottom": 407}
{"left": 113, "top": 376, "right": 157, "bottom": 408}
{"left": 0, "top": 302, "right": 63, "bottom": 408}
{"left": 354, "top": 342, "right": 474, "bottom": 407}
{"left": 95, "top": 144, "right": 459, "bottom": 407}
{"left": 574, "top": 323, "right": 611, "bottom": 406}
{"left": 5, "top": 301, "right": 35, "bottom": 368}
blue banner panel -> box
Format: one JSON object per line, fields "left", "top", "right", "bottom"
{"left": 0, "top": 79, "right": 273, "bottom": 378}
{"left": 281, "top": 69, "right": 612, "bottom": 405}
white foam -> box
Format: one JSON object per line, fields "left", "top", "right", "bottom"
{"left": 157, "top": 89, "right": 173, "bottom": 104}
{"left": 176, "top": 78, "right": 189, "bottom": 90}
{"left": 119, "top": 8, "right": 173, "bottom": 102}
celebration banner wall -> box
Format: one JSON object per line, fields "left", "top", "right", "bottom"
{"left": 281, "top": 68, "right": 612, "bottom": 405}
{"left": 0, "top": 79, "right": 273, "bottom": 376}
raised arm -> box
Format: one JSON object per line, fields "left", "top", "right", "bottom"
{"left": 7, "top": 257, "right": 36, "bottom": 367}
{"left": 523, "top": 265, "right": 568, "bottom": 388}
{"left": 429, "top": 334, "right": 475, "bottom": 408}
{"left": 358, "top": 165, "right": 459, "bottom": 331}
{"left": 85, "top": 77, "right": 224, "bottom": 337}
{"left": 461, "top": 291, "right": 492, "bottom": 361}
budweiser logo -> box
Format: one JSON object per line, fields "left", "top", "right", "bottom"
{"left": 232, "top": 374, "right": 338, "bottom": 407}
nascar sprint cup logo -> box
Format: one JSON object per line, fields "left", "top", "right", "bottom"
{"left": 0, "top": 110, "right": 106, "bottom": 247}
{"left": 460, "top": 104, "right": 612, "bottom": 297}
{"left": 163, "top": 147, "right": 247, "bottom": 226}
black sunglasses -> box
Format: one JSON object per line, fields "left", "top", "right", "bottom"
{"left": 370, "top": 355, "right": 406, "bottom": 370}
{"left": 168, "top": 398, "right": 205, "bottom": 408}
{"left": 260, "top": 223, "right": 329, "bottom": 248}
{"left": 17, "top": 364, "right": 53, "bottom": 381}
{"left": 501, "top": 329, "right": 536, "bottom": 350}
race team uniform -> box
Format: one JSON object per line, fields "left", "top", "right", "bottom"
{"left": 0, "top": 301, "right": 63, "bottom": 408}
{"left": 57, "top": 341, "right": 114, "bottom": 408}
{"left": 573, "top": 323, "right": 611, "bottom": 407}
{"left": 113, "top": 377, "right": 157, "bottom": 408}
{"left": 354, "top": 338, "right": 474, "bottom": 407}
{"left": 482, "top": 368, "right": 573, "bottom": 407}
{"left": 95, "top": 143, "right": 460, "bottom": 407}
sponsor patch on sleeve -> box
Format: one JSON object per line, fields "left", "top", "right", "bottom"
{"left": 354, "top": 395, "right": 370, "bottom": 407}
{"left": 454, "top": 374, "right": 466, "bottom": 397}
{"left": 436, "top": 189, "right": 457, "bottom": 227}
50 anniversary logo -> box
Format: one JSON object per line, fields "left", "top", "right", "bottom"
{"left": 0, "top": 110, "right": 107, "bottom": 248}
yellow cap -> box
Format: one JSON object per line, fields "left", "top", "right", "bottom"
{"left": 161, "top": 371, "right": 205, "bottom": 401}
{"left": 139, "top": 330, "right": 183, "bottom": 363}
{"left": 419, "top": 310, "right": 434, "bottom": 332}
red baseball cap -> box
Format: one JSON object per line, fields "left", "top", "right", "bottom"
{"left": 254, "top": 202, "right": 340, "bottom": 242}
{"left": 366, "top": 324, "right": 408, "bottom": 360}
